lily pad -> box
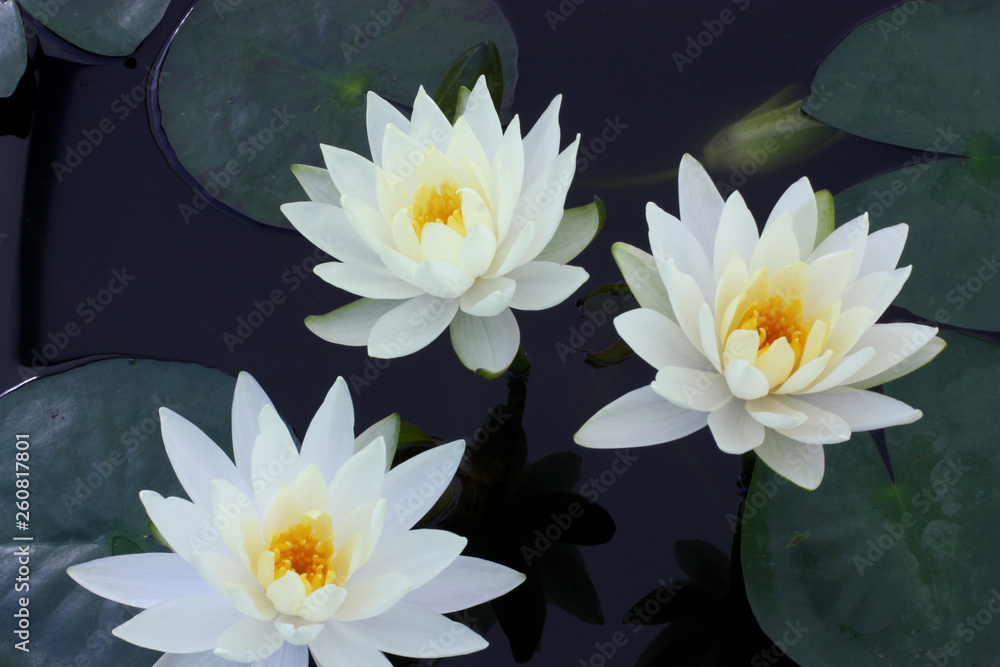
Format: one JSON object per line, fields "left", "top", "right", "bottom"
{"left": 742, "top": 332, "right": 1000, "bottom": 666}
{"left": 155, "top": 0, "right": 518, "bottom": 228}
{"left": 811, "top": 1, "right": 1000, "bottom": 331}
{"left": 835, "top": 160, "right": 1000, "bottom": 331}
{"left": 0, "top": 0, "right": 26, "bottom": 97}
{"left": 18, "top": 0, "right": 172, "bottom": 56}
{"left": 0, "top": 358, "right": 236, "bottom": 665}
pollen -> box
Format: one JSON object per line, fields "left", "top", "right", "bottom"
{"left": 738, "top": 293, "right": 810, "bottom": 364}
{"left": 266, "top": 513, "right": 338, "bottom": 595}
{"left": 409, "top": 179, "right": 466, "bottom": 239}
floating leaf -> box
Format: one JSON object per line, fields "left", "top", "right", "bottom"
{"left": 0, "top": 0, "right": 26, "bottom": 97}
{"left": 743, "top": 332, "right": 1000, "bottom": 666}
{"left": 811, "top": 1, "right": 1000, "bottom": 331}
{"left": 0, "top": 358, "right": 236, "bottom": 666}
{"left": 433, "top": 40, "right": 503, "bottom": 122}
{"left": 155, "top": 0, "right": 518, "bottom": 228}
{"left": 18, "top": 0, "right": 172, "bottom": 56}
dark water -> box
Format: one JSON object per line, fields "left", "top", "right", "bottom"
{"left": 0, "top": 0, "right": 922, "bottom": 664}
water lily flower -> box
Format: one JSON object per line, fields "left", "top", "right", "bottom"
{"left": 67, "top": 373, "right": 525, "bottom": 665}
{"left": 281, "top": 76, "right": 594, "bottom": 375}
{"left": 575, "top": 155, "right": 945, "bottom": 489}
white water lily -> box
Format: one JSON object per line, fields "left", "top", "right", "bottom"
{"left": 281, "top": 76, "right": 594, "bottom": 375}
{"left": 68, "top": 373, "right": 524, "bottom": 665}
{"left": 575, "top": 155, "right": 945, "bottom": 489}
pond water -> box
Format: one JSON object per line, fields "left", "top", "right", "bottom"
{"left": 0, "top": 0, "right": 966, "bottom": 665}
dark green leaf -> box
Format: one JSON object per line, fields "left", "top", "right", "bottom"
{"left": 0, "top": 358, "right": 236, "bottom": 666}
{"left": 433, "top": 40, "right": 503, "bottom": 123}
{"left": 18, "top": 0, "right": 171, "bottom": 56}
{"left": 743, "top": 332, "right": 1000, "bottom": 666}
{"left": 0, "top": 0, "right": 26, "bottom": 97}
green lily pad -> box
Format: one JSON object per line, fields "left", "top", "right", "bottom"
{"left": 155, "top": 0, "right": 518, "bottom": 228}
{"left": 18, "top": 0, "right": 172, "bottom": 56}
{"left": 0, "top": 358, "right": 236, "bottom": 666}
{"left": 809, "top": 1, "right": 1000, "bottom": 156}
{"left": 742, "top": 332, "right": 1000, "bottom": 666}
{"left": 835, "top": 159, "right": 1000, "bottom": 331}
{"left": 811, "top": 1, "right": 1000, "bottom": 331}
{"left": 0, "top": 1, "right": 26, "bottom": 98}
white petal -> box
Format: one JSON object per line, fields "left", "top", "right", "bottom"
{"left": 521, "top": 94, "right": 562, "bottom": 190}
{"left": 859, "top": 223, "right": 908, "bottom": 276}
{"left": 460, "top": 76, "right": 503, "bottom": 160}
{"left": 808, "top": 212, "right": 868, "bottom": 285}
{"left": 314, "top": 262, "right": 424, "bottom": 300}
{"left": 611, "top": 242, "right": 674, "bottom": 318}
{"left": 334, "top": 573, "right": 411, "bottom": 621}
{"left": 355, "top": 414, "right": 402, "bottom": 470}
{"left": 765, "top": 176, "right": 818, "bottom": 257}
{"left": 140, "top": 491, "right": 227, "bottom": 561}
{"left": 290, "top": 164, "right": 340, "bottom": 205}
{"left": 745, "top": 395, "right": 808, "bottom": 430}
{"left": 519, "top": 136, "right": 580, "bottom": 260}
{"left": 403, "top": 556, "right": 525, "bottom": 613}
{"left": 575, "top": 385, "right": 708, "bottom": 449}
{"left": 213, "top": 616, "right": 284, "bottom": 662}
{"left": 750, "top": 212, "right": 800, "bottom": 273}
{"left": 300, "top": 377, "right": 355, "bottom": 483}
{"left": 346, "top": 601, "right": 488, "bottom": 657}
{"left": 160, "top": 408, "right": 249, "bottom": 512}
{"left": 506, "top": 261, "right": 588, "bottom": 310}
{"left": 449, "top": 307, "right": 520, "bottom": 374}
{"left": 409, "top": 85, "right": 453, "bottom": 151}
{"left": 112, "top": 593, "right": 242, "bottom": 654}
{"left": 713, "top": 191, "right": 759, "bottom": 280}
{"left": 412, "top": 259, "right": 475, "bottom": 298}
{"left": 485, "top": 219, "right": 536, "bottom": 278}
{"left": 305, "top": 299, "right": 402, "bottom": 347}
{"left": 310, "top": 623, "right": 393, "bottom": 667}
{"left": 805, "top": 347, "right": 877, "bottom": 394}
{"left": 723, "top": 360, "right": 770, "bottom": 400}
{"left": 367, "top": 294, "right": 459, "bottom": 358}
{"left": 299, "top": 585, "right": 348, "bottom": 623}
{"left": 274, "top": 617, "right": 324, "bottom": 646}
{"left": 459, "top": 277, "right": 516, "bottom": 317}
{"left": 232, "top": 372, "right": 274, "bottom": 487}
{"left": 707, "top": 399, "right": 764, "bottom": 454}
{"left": 320, "top": 144, "right": 376, "bottom": 210}
{"left": 281, "top": 201, "right": 379, "bottom": 265}
{"left": 802, "top": 250, "right": 854, "bottom": 317}
{"left": 366, "top": 92, "right": 410, "bottom": 167}
{"left": 772, "top": 396, "right": 851, "bottom": 445}
{"left": 267, "top": 571, "right": 308, "bottom": 616}
{"left": 457, "top": 218, "right": 498, "bottom": 277}
{"left": 328, "top": 437, "right": 387, "bottom": 528}
{"left": 381, "top": 440, "right": 465, "bottom": 538}
{"left": 677, "top": 154, "right": 725, "bottom": 257}
{"left": 613, "top": 308, "right": 705, "bottom": 369}
{"left": 333, "top": 498, "right": 386, "bottom": 561}
{"left": 754, "top": 430, "right": 825, "bottom": 490}
{"left": 151, "top": 650, "right": 230, "bottom": 666}
{"left": 647, "top": 202, "right": 715, "bottom": 304}
{"left": 652, "top": 366, "right": 732, "bottom": 412}
{"left": 848, "top": 328, "right": 945, "bottom": 390}
{"left": 67, "top": 553, "right": 213, "bottom": 609}
{"left": 797, "top": 387, "right": 922, "bottom": 431}
{"left": 250, "top": 406, "right": 303, "bottom": 514}
{"left": 356, "top": 529, "right": 466, "bottom": 589}
{"left": 663, "top": 259, "right": 709, "bottom": 355}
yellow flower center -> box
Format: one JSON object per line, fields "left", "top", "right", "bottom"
{"left": 266, "top": 513, "right": 338, "bottom": 594}
{"left": 737, "top": 293, "right": 811, "bottom": 366}
{"left": 409, "top": 179, "right": 466, "bottom": 239}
